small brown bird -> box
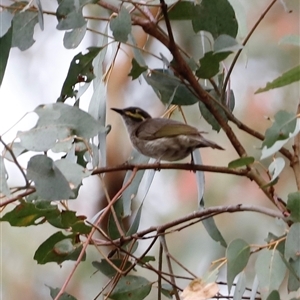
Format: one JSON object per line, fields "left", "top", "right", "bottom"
{"left": 111, "top": 107, "right": 224, "bottom": 161}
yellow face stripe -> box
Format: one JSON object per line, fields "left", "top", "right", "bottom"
{"left": 125, "top": 111, "right": 147, "bottom": 121}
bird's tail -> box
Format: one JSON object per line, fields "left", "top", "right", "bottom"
{"left": 200, "top": 137, "right": 224, "bottom": 150}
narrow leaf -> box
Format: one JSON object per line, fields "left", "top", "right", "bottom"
{"left": 228, "top": 157, "right": 254, "bottom": 168}
{"left": 255, "top": 65, "right": 300, "bottom": 93}
{"left": 0, "top": 156, "right": 10, "bottom": 196}
{"left": 0, "top": 25, "right": 12, "bottom": 87}
{"left": 255, "top": 249, "right": 286, "bottom": 300}
{"left": 285, "top": 223, "right": 300, "bottom": 261}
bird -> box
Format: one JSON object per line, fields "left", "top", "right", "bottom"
{"left": 111, "top": 106, "right": 224, "bottom": 161}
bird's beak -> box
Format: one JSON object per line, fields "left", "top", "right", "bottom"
{"left": 111, "top": 108, "right": 124, "bottom": 115}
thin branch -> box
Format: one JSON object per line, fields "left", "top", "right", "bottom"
{"left": 54, "top": 168, "right": 138, "bottom": 300}
{"left": 0, "top": 137, "right": 29, "bottom": 187}
{"left": 94, "top": 204, "right": 285, "bottom": 247}
{"left": 221, "top": 0, "right": 278, "bottom": 98}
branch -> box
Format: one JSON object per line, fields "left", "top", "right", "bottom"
{"left": 91, "top": 163, "right": 248, "bottom": 176}
{"left": 94, "top": 204, "right": 285, "bottom": 247}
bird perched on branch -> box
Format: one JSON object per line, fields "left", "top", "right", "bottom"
{"left": 111, "top": 106, "right": 224, "bottom": 161}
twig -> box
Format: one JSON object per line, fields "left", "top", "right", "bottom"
{"left": 221, "top": 0, "right": 278, "bottom": 99}
{"left": 54, "top": 168, "right": 138, "bottom": 300}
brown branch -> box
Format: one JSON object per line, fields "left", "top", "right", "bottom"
{"left": 92, "top": 163, "right": 248, "bottom": 176}
{"left": 292, "top": 103, "right": 300, "bottom": 190}
{"left": 94, "top": 204, "right": 285, "bottom": 247}
{"left": 221, "top": 0, "right": 278, "bottom": 98}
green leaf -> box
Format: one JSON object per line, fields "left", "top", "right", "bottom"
{"left": 255, "top": 65, "right": 300, "bottom": 93}
{"left": 161, "top": 284, "right": 173, "bottom": 299}
{"left": 266, "top": 290, "right": 280, "bottom": 300}
{"left": 108, "top": 275, "right": 152, "bottom": 300}
{"left": 228, "top": 157, "right": 254, "bottom": 168}
{"left": 110, "top": 7, "right": 132, "bottom": 43}
{"left": 145, "top": 69, "right": 199, "bottom": 106}
{"left": 0, "top": 10, "right": 14, "bottom": 37}
{"left": 63, "top": 23, "right": 87, "bottom": 49}
{"left": 287, "top": 257, "right": 300, "bottom": 292}
{"left": 36, "top": 0, "right": 44, "bottom": 30}
{"left": 285, "top": 223, "right": 300, "bottom": 262}
{"left": 92, "top": 259, "right": 133, "bottom": 278}
{"left": 58, "top": 47, "right": 103, "bottom": 101}
{"left": 47, "top": 286, "right": 77, "bottom": 300}
{"left": 128, "top": 58, "right": 147, "bottom": 80}
{"left": 27, "top": 155, "right": 74, "bottom": 200}
{"left": 262, "top": 110, "right": 297, "bottom": 148}
{"left": 0, "top": 200, "right": 59, "bottom": 226}
{"left": 48, "top": 210, "right": 91, "bottom": 234}
{"left": 255, "top": 249, "right": 286, "bottom": 300}
{"left": 126, "top": 201, "right": 143, "bottom": 236}
{"left": 169, "top": 0, "right": 238, "bottom": 38}
{"left": 196, "top": 51, "right": 231, "bottom": 79}
{"left": 18, "top": 103, "right": 104, "bottom": 151}
{"left": 0, "top": 156, "right": 10, "bottom": 196}
{"left": 9, "top": 3, "right": 38, "bottom": 51}
{"left": 198, "top": 89, "right": 235, "bottom": 132}
{"left": 287, "top": 192, "right": 300, "bottom": 222}
{"left": 226, "top": 239, "right": 250, "bottom": 292}
{"left": 0, "top": 23, "right": 12, "bottom": 87}
{"left": 34, "top": 231, "right": 85, "bottom": 264}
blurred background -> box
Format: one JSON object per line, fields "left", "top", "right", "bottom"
{"left": 1, "top": 0, "right": 299, "bottom": 299}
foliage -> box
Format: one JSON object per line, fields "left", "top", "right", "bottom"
{"left": 1, "top": 0, "right": 300, "bottom": 300}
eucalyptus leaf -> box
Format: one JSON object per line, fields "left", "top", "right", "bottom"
{"left": 285, "top": 223, "right": 300, "bottom": 262}
{"left": 255, "top": 65, "right": 300, "bottom": 93}
{"left": 58, "top": 47, "right": 103, "bottom": 101}
{"left": 108, "top": 275, "right": 152, "bottom": 300}
{"left": 27, "top": 155, "right": 74, "bottom": 201}
{"left": 0, "top": 24, "right": 12, "bottom": 88}
{"left": 226, "top": 239, "right": 250, "bottom": 292}
{"left": 9, "top": 4, "right": 38, "bottom": 50}
{"left": 47, "top": 286, "right": 77, "bottom": 300}
{"left": 110, "top": 6, "right": 132, "bottom": 43}
{"left": 287, "top": 192, "right": 300, "bottom": 222}
{"left": 145, "top": 69, "right": 199, "bottom": 106}
{"left": 0, "top": 155, "right": 10, "bottom": 196}
{"left": 63, "top": 23, "right": 87, "bottom": 49}
{"left": 255, "top": 249, "right": 286, "bottom": 300}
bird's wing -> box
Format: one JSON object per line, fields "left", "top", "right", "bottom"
{"left": 135, "top": 118, "right": 199, "bottom": 140}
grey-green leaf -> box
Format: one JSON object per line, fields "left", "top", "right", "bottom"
{"left": 110, "top": 7, "right": 132, "bottom": 43}
{"left": 108, "top": 275, "right": 152, "bottom": 300}
{"left": 226, "top": 239, "right": 250, "bottom": 292}
{"left": 27, "top": 155, "right": 74, "bottom": 200}
{"left": 0, "top": 156, "right": 10, "bottom": 196}
{"left": 285, "top": 223, "right": 300, "bottom": 262}
{"left": 255, "top": 65, "right": 300, "bottom": 93}
{"left": 11, "top": 9, "right": 38, "bottom": 50}
{"left": 255, "top": 249, "right": 286, "bottom": 300}
{"left": 63, "top": 23, "right": 87, "bottom": 49}
{"left": 18, "top": 103, "right": 104, "bottom": 152}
